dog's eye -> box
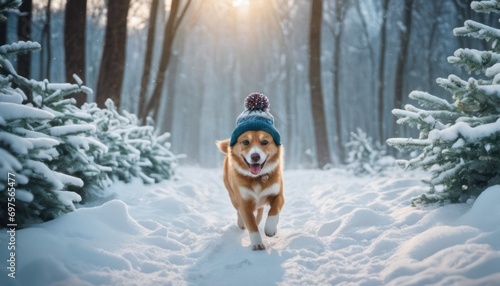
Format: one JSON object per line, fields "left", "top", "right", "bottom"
{"left": 261, "top": 140, "right": 269, "bottom": 146}
{"left": 242, "top": 140, "right": 250, "bottom": 146}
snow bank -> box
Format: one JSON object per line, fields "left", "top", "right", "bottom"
{"left": 1, "top": 168, "right": 499, "bottom": 285}
{"left": 458, "top": 185, "right": 500, "bottom": 230}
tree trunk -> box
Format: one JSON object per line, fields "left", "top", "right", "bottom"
{"left": 393, "top": 0, "right": 414, "bottom": 111}
{"left": 354, "top": 0, "right": 377, "bottom": 137}
{"left": 427, "top": 2, "right": 445, "bottom": 94}
{"left": 332, "top": 0, "right": 348, "bottom": 163}
{"left": 377, "top": 0, "right": 390, "bottom": 143}
{"left": 0, "top": 12, "right": 7, "bottom": 46}
{"left": 40, "top": 0, "right": 52, "bottom": 80}
{"left": 96, "top": 0, "right": 130, "bottom": 109}
{"left": 17, "top": 0, "right": 32, "bottom": 78}
{"left": 17, "top": 0, "right": 32, "bottom": 103}
{"left": 161, "top": 54, "right": 179, "bottom": 131}
{"left": 64, "top": 0, "right": 87, "bottom": 106}
{"left": 138, "top": 0, "right": 159, "bottom": 120}
{"left": 141, "top": 0, "right": 191, "bottom": 120}
{"left": 309, "top": 0, "right": 331, "bottom": 168}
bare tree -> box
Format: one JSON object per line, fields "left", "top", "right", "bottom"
{"left": 17, "top": 0, "right": 32, "bottom": 79}
{"left": 0, "top": 10, "right": 7, "bottom": 45}
{"left": 353, "top": 0, "right": 376, "bottom": 93}
{"left": 64, "top": 0, "right": 87, "bottom": 106}
{"left": 274, "top": 0, "right": 296, "bottom": 149}
{"left": 40, "top": 0, "right": 52, "bottom": 80}
{"left": 309, "top": 0, "right": 331, "bottom": 168}
{"left": 377, "top": 0, "right": 390, "bottom": 142}
{"left": 138, "top": 0, "right": 159, "bottom": 120}
{"left": 140, "top": 0, "right": 192, "bottom": 121}
{"left": 331, "top": 0, "right": 349, "bottom": 162}
{"left": 425, "top": 1, "right": 446, "bottom": 92}
{"left": 96, "top": 0, "right": 130, "bottom": 109}
{"left": 393, "top": 0, "right": 414, "bottom": 114}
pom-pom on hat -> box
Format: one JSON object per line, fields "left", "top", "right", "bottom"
{"left": 230, "top": 93, "right": 281, "bottom": 147}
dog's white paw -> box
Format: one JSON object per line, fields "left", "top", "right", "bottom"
{"left": 249, "top": 232, "right": 266, "bottom": 251}
{"left": 265, "top": 215, "right": 279, "bottom": 237}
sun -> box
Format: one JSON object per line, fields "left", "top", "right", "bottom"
{"left": 232, "top": 0, "right": 250, "bottom": 8}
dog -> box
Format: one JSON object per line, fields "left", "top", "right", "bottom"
{"left": 216, "top": 92, "right": 284, "bottom": 250}
{"left": 216, "top": 130, "right": 284, "bottom": 250}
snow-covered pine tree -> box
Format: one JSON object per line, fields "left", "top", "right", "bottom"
{"left": 82, "top": 99, "right": 180, "bottom": 184}
{"left": 30, "top": 76, "right": 111, "bottom": 199}
{"left": 387, "top": 0, "right": 500, "bottom": 205}
{"left": 0, "top": 0, "right": 179, "bottom": 226}
{"left": 1, "top": 41, "right": 111, "bottom": 200}
{"left": 345, "top": 128, "right": 394, "bottom": 176}
{"left": 0, "top": 0, "right": 21, "bottom": 17}
{"left": 0, "top": 42, "right": 85, "bottom": 226}
{"left": 126, "top": 112, "right": 180, "bottom": 182}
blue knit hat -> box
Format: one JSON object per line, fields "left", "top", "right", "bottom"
{"left": 230, "top": 93, "right": 281, "bottom": 147}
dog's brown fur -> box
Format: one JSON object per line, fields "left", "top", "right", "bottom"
{"left": 216, "top": 130, "right": 284, "bottom": 250}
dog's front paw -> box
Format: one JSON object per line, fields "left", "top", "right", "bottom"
{"left": 249, "top": 232, "right": 266, "bottom": 251}
{"left": 252, "top": 243, "right": 266, "bottom": 251}
{"left": 265, "top": 215, "right": 279, "bottom": 237}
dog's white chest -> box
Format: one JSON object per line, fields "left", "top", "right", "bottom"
{"left": 240, "top": 183, "right": 280, "bottom": 207}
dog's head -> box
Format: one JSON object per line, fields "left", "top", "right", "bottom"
{"left": 229, "top": 130, "right": 281, "bottom": 177}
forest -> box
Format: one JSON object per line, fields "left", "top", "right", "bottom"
{"left": 4, "top": 0, "right": 495, "bottom": 168}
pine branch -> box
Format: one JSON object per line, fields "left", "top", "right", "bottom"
{"left": 454, "top": 20, "right": 500, "bottom": 52}
{"left": 0, "top": 41, "right": 41, "bottom": 56}
{"left": 447, "top": 48, "right": 500, "bottom": 73}
{"left": 471, "top": 0, "right": 500, "bottom": 13}
{"left": 0, "top": 0, "right": 21, "bottom": 13}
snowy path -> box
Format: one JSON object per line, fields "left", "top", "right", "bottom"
{"left": 1, "top": 167, "right": 500, "bottom": 285}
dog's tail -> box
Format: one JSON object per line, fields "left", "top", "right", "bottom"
{"left": 216, "top": 139, "right": 229, "bottom": 154}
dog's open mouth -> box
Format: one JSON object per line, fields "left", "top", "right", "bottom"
{"left": 244, "top": 158, "right": 267, "bottom": 175}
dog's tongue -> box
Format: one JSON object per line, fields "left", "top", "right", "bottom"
{"left": 250, "top": 164, "right": 262, "bottom": 175}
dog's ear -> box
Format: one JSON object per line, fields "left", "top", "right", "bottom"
{"left": 216, "top": 139, "right": 230, "bottom": 154}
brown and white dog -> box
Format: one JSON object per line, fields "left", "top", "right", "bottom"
{"left": 216, "top": 93, "right": 284, "bottom": 250}
{"left": 216, "top": 130, "right": 284, "bottom": 250}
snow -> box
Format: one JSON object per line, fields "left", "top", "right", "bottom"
{"left": 0, "top": 131, "right": 33, "bottom": 154}
{"left": 1, "top": 167, "right": 499, "bottom": 285}
{"left": 72, "top": 74, "right": 84, "bottom": 86}
{"left": 0, "top": 91, "right": 23, "bottom": 104}
{"left": 67, "top": 135, "right": 109, "bottom": 153}
{"left": 471, "top": 0, "right": 497, "bottom": 12}
{"left": 49, "top": 124, "right": 96, "bottom": 137}
{"left": 390, "top": 118, "right": 500, "bottom": 151}
{"left": 24, "top": 160, "right": 84, "bottom": 189}
{"left": 0, "top": 102, "right": 54, "bottom": 122}
{"left": 0, "top": 41, "right": 40, "bottom": 55}
{"left": 0, "top": 131, "right": 60, "bottom": 155}
{"left": 14, "top": 189, "right": 34, "bottom": 203}
{"left": 56, "top": 190, "right": 82, "bottom": 209}
{"left": 431, "top": 118, "right": 500, "bottom": 142}
{"left": 0, "top": 148, "right": 22, "bottom": 174}
{"left": 485, "top": 62, "right": 500, "bottom": 77}
{"left": 409, "top": 91, "right": 454, "bottom": 110}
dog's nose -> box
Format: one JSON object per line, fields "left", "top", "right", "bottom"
{"left": 251, "top": 153, "right": 260, "bottom": 162}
